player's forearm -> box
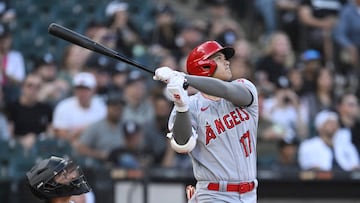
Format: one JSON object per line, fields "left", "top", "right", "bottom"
{"left": 185, "top": 75, "right": 252, "bottom": 106}
{"left": 173, "top": 111, "right": 192, "bottom": 145}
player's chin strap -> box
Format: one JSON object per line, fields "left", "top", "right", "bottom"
{"left": 167, "top": 128, "right": 198, "bottom": 153}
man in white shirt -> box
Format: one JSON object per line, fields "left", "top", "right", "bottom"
{"left": 52, "top": 72, "right": 106, "bottom": 144}
{"left": 298, "top": 110, "right": 360, "bottom": 171}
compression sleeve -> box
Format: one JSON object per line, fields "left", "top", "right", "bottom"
{"left": 185, "top": 75, "right": 253, "bottom": 107}
{"left": 172, "top": 111, "right": 192, "bottom": 145}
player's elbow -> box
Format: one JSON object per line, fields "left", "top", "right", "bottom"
{"left": 170, "top": 135, "right": 197, "bottom": 153}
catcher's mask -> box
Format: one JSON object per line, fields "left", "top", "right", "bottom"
{"left": 186, "top": 41, "right": 234, "bottom": 76}
{"left": 26, "top": 156, "right": 91, "bottom": 200}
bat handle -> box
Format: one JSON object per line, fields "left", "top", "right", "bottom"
{"left": 183, "top": 81, "right": 189, "bottom": 90}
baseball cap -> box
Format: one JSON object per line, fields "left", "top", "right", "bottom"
{"left": 35, "top": 53, "right": 56, "bottom": 68}
{"left": 125, "top": 70, "right": 145, "bottom": 85}
{"left": 105, "top": 92, "right": 126, "bottom": 105}
{"left": 112, "top": 62, "right": 129, "bottom": 74}
{"left": 314, "top": 110, "right": 338, "bottom": 130}
{"left": 302, "top": 49, "right": 321, "bottom": 62}
{"left": 154, "top": 3, "right": 174, "bottom": 16}
{"left": 73, "top": 72, "right": 96, "bottom": 89}
{"left": 105, "top": 1, "right": 128, "bottom": 17}
{"left": 123, "top": 120, "right": 141, "bottom": 137}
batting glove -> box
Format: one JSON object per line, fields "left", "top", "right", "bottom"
{"left": 166, "top": 80, "right": 189, "bottom": 112}
{"left": 153, "top": 66, "right": 186, "bottom": 83}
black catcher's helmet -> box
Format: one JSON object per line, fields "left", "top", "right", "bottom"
{"left": 26, "top": 156, "right": 91, "bottom": 199}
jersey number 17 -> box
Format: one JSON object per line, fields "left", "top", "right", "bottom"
{"left": 240, "top": 130, "right": 252, "bottom": 157}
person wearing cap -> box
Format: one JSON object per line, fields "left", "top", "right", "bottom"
{"left": 85, "top": 53, "right": 118, "bottom": 98}
{"left": 108, "top": 120, "right": 149, "bottom": 169}
{"left": 110, "top": 62, "right": 129, "bottom": 93}
{"left": 299, "top": 49, "right": 322, "bottom": 95}
{"left": 122, "top": 70, "right": 155, "bottom": 127}
{"left": 34, "top": 53, "right": 71, "bottom": 107}
{"left": 52, "top": 72, "right": 106, "bottom": 144}
{"left": 298, "top": 110, "right": 360, "bottom": 172}
{"left": 105, "top": 0, "right": 140, "bottom": 58}
{"left": 76, "top": 92, "right": 126, "bottom": 162}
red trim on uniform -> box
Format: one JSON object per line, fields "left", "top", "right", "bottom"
{"left": 207, "top": 182, "right": 255, "bottom": 194}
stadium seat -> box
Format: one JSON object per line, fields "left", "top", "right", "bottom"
{"left": 34, "top": 135, "right": 73, "bottom": 159}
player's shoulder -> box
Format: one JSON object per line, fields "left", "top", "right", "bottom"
{"left": 55, "top": 96, "right": 77, "bottom": 110}
{"left": 300, "top": 136, "right": 322, "bottom": 148}
{"left": 232, "top": 78, "right": 258, "bottom": 94}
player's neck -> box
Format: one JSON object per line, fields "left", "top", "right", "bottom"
{"left": 201, "top": 93, "right": 220, "bottom": 101}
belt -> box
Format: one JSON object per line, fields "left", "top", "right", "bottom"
{"left": 207, "top": 182, "right": 255, "bottom": 194}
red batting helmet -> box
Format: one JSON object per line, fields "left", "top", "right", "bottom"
{"left": 186, "top": 41, "right": 234, "bottom": 76}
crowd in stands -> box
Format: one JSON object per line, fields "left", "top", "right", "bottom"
{"left": 1, "top": 0, "right": 360, "bottom": 201}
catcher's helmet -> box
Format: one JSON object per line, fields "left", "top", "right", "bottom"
{"left": 186, "top": 41, "right": 234, "bottom": 76}
{"left": 26, "top": 156, "right": 91, "bottom": 200}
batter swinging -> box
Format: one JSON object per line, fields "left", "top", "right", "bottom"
{"left": 154, "top": 41, "right": 259, "bottom": 203}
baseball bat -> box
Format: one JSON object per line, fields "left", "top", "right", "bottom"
{"left": 48, "top": 23, "right": 154, "bottom": 74}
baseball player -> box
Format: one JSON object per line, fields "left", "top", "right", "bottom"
{"left": 154, "top": 41, "right": 259, "bottom": 202}
{"left": 26, "top": 156, "right": 92, "bottom": 203}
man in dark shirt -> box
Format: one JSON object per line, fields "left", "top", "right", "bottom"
{"left": 6, "top": 73, "right": 53, "bottom": 139}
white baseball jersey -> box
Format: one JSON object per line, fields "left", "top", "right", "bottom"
{"left": 169, "top": 78, "right": 259, "bottom": 182}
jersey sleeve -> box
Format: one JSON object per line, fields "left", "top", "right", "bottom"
{"left": 232, "top": 78, "right": 258, "bottom": 107}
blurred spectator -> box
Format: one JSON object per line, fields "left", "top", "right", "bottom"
{"left": 0, "top": 23, "right": 26, "bottom": 104}
{"left": 286, "top": 68, "right": 304, "bottom": 96}
{"left": 122, "top": 70, "right": 155, "bottom": 127}
{"left": 147, "top": 3, "right": 181, "bottom": 56}
{"left": 52, "top": 72, "right": 106, "bottom": 144}
{"left": 298, "top": 110, "right": 360, "bottom": 172}
{"left": 333, "top": 0, "right": 360, "bottom": 68}
{"left": 0, "top": 0, "right": 16, "bottom": 24}
{"left": 299, "top": 49, "right": 322, "bottom": 96}
{"left": 257, "top": 88, "right": 287, "bottom": 141}
{"left": 110, "top": 62, "right": 129, "bottom": 94}
{"left": 335, "top": 92, "right": 360, "bottom": 153}
{"left": 34, "top": 53, "right": 70, "bottom": 107}
{"left": 5, "top": 73, "right": 52, "bottom": 147}
{"left": 145, "top": 88, "right": 175, "bottom": 167}
{"left": 56, "top": 21, "right": 107, "bottom": 88}
{"left": 276, "top": 0, "right": 302, "bottom": 51}
{"left": 298, "top": 0, "right": 346, "bottom": 66}
{"left": 206, "top": 0, "right": 244, "bottom": 45}
{"left": 108, "top": 120, "right": 151, "bottom": 169}
{"left": 255, "top": 0, "right": 277, "bottom": 37}
{"left": 57, "top": 45, "right": 87, "bottom": 87}
{"left": 255, "top": 31, "right": 295, "bottom": 96}
{"left": 262, "top": 84, "right": 308, "bottom": 141}
{"left": 271, "top": 138, "right": 300, "bottom": 174}
{"left": 105, "top": 0, "right": 141, "bottom": 58}
{"left": 301, "top": 67, "right": 336, "bottom": 137}
{"left": 0, "top": 86, "right": 9, "bottom": 140}
{"left": 229, "top": 38, "right": 254, "bottom": 80}
{"left": 76, "top": 92, "right": 126, "bottom": 162}
{"left": 85, "top": 54, "right": 117, "bottom": 99}
{"left": 177, "top": 23, "right": 206, "bottom": 69}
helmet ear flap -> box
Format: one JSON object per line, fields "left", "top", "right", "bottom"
{"left": 195, "top": 59, "right": 217, "bottom": 76}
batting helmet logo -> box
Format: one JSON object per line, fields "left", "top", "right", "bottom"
{"left": 186, "top": 41, "right": 234, "bottom": 76}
